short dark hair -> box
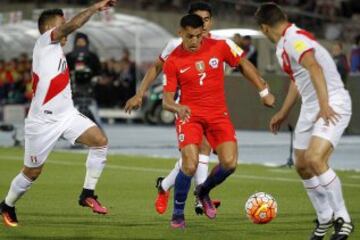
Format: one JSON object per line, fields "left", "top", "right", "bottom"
{"left": 38, "top": 9, "right": 64, "bottom": 33}
{"left": 243, "top": 35, "right": 252, "bottom": 40}
{"left": 188, "top": 1, "right": 212, "bottom": 17}
{"left": 180, "top": 14, "right": 204, "bottom": 29}
{"left": 254, "top": 2, "right": 287, "bottom": 27}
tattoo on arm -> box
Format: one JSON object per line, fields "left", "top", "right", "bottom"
{"left": 53, "top": 6, "right": 97, "bottom": 41}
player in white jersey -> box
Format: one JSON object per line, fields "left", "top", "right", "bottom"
{"left": 125, "top": 2, "right": 222, "bottom": 216}
{"left": 255, "top": 3, "right": 353, "bottom": 240}
{"left": 0, "top": 0, "right": 117, "bottom": 227}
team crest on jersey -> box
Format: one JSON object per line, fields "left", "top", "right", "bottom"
{"left": 209, "top": 58, "right": 219, "bottom": 69}
{"left": 178, "top": 133, "right": 185, "bottom": 142}
{"left": 293, "top": 40, "right": 307, "bottom": 53}
{"left": 195, "top": 61, "right": 205, "bottom": 73}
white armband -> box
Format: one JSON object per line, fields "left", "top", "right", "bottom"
{"left": 259, "top": 88, "right": 269, "bottom": 98}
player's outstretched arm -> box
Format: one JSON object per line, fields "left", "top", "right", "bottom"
{"left": 238, "top": 58, "right": 275, "bottom": 108}
{"left": 125, "top": 59, "right": 164, "bottom": 113}
{"left": 300, "top": 51, "right": 339, "bottom": 126}
{"left": 269, "top": 81, "right": 299, "bottom": 134}
{"left": 52, "top": 0, "right": 117, "bottom": 42}
{"left": 162, "top": 92, "right": 190, "bottom": 122}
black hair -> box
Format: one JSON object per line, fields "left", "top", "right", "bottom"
{"left": 180, "top": 14, "right": 204, "bottom": 29}
{"left": 254, "top": 2, "right": 287, "bottom": 27}
{"left": 188, "top": 1, "right": 212, "bottom": 17}
{"left": 243, "top": 35, "right": 252, "bottom": 40}
{"left": 38, "top": 9, "right": 64, "bottom": 33}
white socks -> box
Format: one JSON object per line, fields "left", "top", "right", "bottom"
{"left": 161, "top": 154, "right": 210, "bottom": 191}
{"left": 5, "top": 172, "right": 33, "bottom": 207}
{"left": 83, "top": 146, "right": 107, "bottom": 190}
{"left": 194, "top": 154, "right": 210, "bottom": 186}
{"left": 303, "top": 176, "right": 333, "bottom": 223}
{"left": 317, "top": 168, "right": 351, "bottom": 222}
{"left": 160, "top": 159, "right": 181, "bottom": 191}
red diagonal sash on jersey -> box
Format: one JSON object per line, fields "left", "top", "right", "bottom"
{"left": 32, "top": 72, "right": 40, "bottom": 96}
{"left": 43, "top": 68, "right": 70, "bottom": 105}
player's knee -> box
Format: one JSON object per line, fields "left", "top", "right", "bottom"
{"left": 294, "top": 161, "right": 312, "bottom": 178}
{"left": 182, "top": 162, "right": 197, "bottom": 176}
{"left": 304, "top": 150, "right": 324, "bottom": 171}
{"left": 221, "top": 155, "right": 238, "bottom": 170}
{"left": 22, "top": 167, "right": 42, "bottom": 181}
{"left": 93, "top": 133, "right": 108, "bottom": 147}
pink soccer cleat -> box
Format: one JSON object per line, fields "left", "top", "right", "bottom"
{"left": 79, "top": 195, "right": 108, "bottom": 215}
{"left": 195, "top": 185, "right": 217, "bottom": 219}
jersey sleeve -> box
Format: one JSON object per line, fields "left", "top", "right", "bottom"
{"left": 163, "top": 59, "right": 178, "bottom": 92}
{"left": 284, "top": 33, "right": 315, "bottom": 64}
{"left": 159, "top": 39, "right": 181, "bottom": 62}
{"left": 221, "top": 39, "right": 245, "bottom": 68}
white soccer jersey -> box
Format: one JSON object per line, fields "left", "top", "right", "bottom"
{"left": 276, "top": 24, "right": 344, "bottom": 106}
{"left": 159, "top": 34, "right": 224, "bottom": 62}
{"left": 29, "top": 29, "right": 74, "bottom": 120}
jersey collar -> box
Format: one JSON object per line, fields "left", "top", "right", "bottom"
{"left": 282, "top": 23, "right": 293, "bottom": 37}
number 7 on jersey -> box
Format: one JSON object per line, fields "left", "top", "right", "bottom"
{"left": 198, "top": 72, "right": 206, "bottom": 86}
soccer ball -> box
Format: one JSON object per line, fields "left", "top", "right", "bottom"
{"left": 245, "top": 192, "right": 277, "bottom": 224}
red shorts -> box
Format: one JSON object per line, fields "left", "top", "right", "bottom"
{"left": 175, "top": 114, "right": 237, "bottom": 150}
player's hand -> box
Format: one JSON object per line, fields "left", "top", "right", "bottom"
{"left": 176, "top": 105, "right": 191, "bottom": 122}
{"left": 316, "top": 104, "right": 340, "bottom": 126}
{"left": 125, "top": 94, "right": 143, "bottom": 114}
{"left": 269, "top": 111, "right": 286, "bottom": 134}
{"left": 95, "top": 0, "right": 117, "bottom": 11}
{"left": 261, "top": 93, "right": 276, "bottom": 108}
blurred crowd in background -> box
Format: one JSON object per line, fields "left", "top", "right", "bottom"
{"left": 1, "top": 32, "right": 359, "bottom": 107}
{"left": 0, "top": 32, "right": 138, "bottom": 108}
{"left": 6, "top": 0, "right": 360, "bottom": 41}
{"left": 1, "top": 0, "right": 360, "bottom": 108}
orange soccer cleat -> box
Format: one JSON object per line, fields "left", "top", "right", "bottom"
{"left": 155, "top": 177, "right": 170, "bottom": 214}
{"left": 0, "top": 201, "right": 18, "bottom": 227}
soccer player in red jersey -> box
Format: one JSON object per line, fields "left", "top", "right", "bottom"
{"left": 162, "top": 14, "right": 275, "bottom": 228}
{"left": 0, "top": 0, "right": 116, "bottom": 227}
{"left": 125, "top": 2, "right": 221, "bottom": 215}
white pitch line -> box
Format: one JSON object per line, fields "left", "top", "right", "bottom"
{"left": 1, "top": 155, "right": 359, "bottom": 188}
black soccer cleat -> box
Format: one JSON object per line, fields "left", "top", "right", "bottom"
{"left": 194, "top": 190, "right": 221, "bottom": 215}
{"left": 309, "top": 219, "right": 333, "bottom": 240}
{"left": 194, "top": 197, "right": 204, "bottom": 215}
{"left": 156, "top": 177, "right": 165, "bottom": 192}
{"left": 0, "top": 201, "right": 18, "bottom": 227}
{"left": 330, "top": 217, "right": 354, "bottom": 240}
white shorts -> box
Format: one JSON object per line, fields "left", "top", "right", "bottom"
{"left": 24, "top": 110, "right": 96, "bottom": 168}
{"left": 294, "top": 89, "right": 352, "bottom": 150}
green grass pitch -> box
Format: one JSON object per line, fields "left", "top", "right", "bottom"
{"left": 0, "top": 147, "right": 359, "bottom": 240}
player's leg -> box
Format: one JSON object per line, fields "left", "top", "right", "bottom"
{"left": 195, "top": 116, "right": 237, "bottom": 219}
{"left": 194, "top": 137, "right": 211, "bottom": 186}
{"left": 193, "top": 136, "right": 212, "bottom": 214}
{"left": 171, "top": 144, "right": 199, "bottom": 228}
{"left": 304, "top": 96, "right": 353, "bottom": 240}
{"left": 154, "top": 159, "right": 179, "bottom": 214}
{"left": 62, "top": 112, "right": 108, "bottom": 214}
{"left": 1, "top": 120, "right": 59, "bottom": 227}
{"left": 305, "top": 136, "right": 353, "bottom": 239}
{"left": 156, "top": 136, "right": 212, "bottom": 215}
{"left": 294, "top": 148, "right": 333, "bottom": 240}
{"left": 170, "top": 120, "right": 203, "bottom": 228}
{"left": 196, "top": 141, "right": 237, "bottom": 219}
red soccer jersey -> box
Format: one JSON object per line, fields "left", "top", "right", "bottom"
{"left": 163, "top": 37, "right": 244, "bottom": 117}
